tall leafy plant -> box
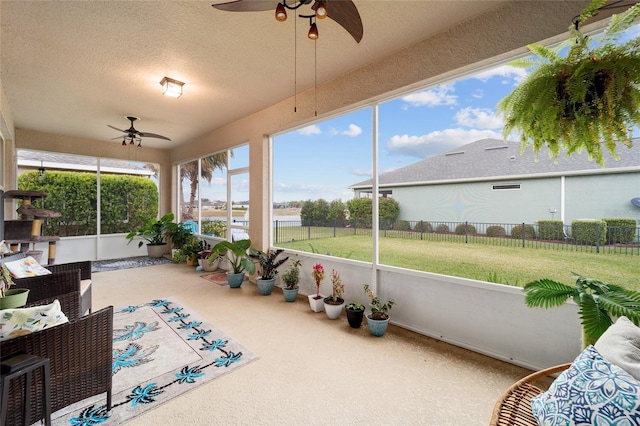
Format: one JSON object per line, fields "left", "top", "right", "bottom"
{"left": 524, "top": 274, "right": 640, "bottom": 347}
{"left": 498, "top": 0, "right": 640, "bottom": 166}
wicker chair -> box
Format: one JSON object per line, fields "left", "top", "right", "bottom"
{"left": 490, "top": 363, "right": 571, "bottom": 425}
{"left": 0, "top": 301, "right": 113, "bottom": 426}
{"left": 2, "top": 252, "right": 93, "bottom": 315}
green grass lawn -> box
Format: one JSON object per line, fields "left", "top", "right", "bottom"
{"left": 277, "top": 235, "right": 640, "bottom": 291}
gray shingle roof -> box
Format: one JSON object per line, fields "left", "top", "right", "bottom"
{"left": 351, "top": 138, "right": 640, "bottom": 189}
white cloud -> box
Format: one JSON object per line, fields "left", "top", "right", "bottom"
{"left": 352, "top": 168, "right": 371, "bottom": 177}
{"left": 472, "top": 89, "right": 483, "bottom": 99}
{"left": 455, "top": 107, "right": 503, "bottom": 129}
{"left": 297, "top": 124, "right": 321, "bottom": 136}
{"left": 402, "top": 84, "right": 457, "bottom": 107}
{"left": 342, "top": 124, "right": 362, "bottom": 137}
{"left": 387, "top": 128, "right": 503, "bottom": 159}
{"left": 472, "top": 65, "right": 527, "bottom": 84}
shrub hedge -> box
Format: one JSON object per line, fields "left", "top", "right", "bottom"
{"left": 537, "top": 220, "right": 565, "bottom": 241}
{"left": 511, "top": 224, "right": 536, "bottom": 239}
{"left": 571, "top": 219, "right": 607, "bottom": 246}
{"left": 603, "top": 218, "right": 637, "bottom": 244}
{"left": 454, "top": 223, "right": 477, "bottom": 235}
{"left": 18, "top": 170, "right": 158, "bottom": 236}
{"left": 486, "top": 225, "right": 506, "bottom": 237}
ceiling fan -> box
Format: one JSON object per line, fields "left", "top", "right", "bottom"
{"left": 107, "top": 116, "right": 171, "bottom": 148}
{"left": 212, "top": 0, "right": 363, "bottom": 43}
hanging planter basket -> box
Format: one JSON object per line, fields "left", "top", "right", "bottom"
{"left": 497, "top": 0, "right": 640, "bottom": 167}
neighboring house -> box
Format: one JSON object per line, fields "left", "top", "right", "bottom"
{"left": 350, "top": 138, "right": 640, "bottom": 226}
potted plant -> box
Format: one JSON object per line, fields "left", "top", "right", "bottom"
{"left": 364, "top": 283, "right": 395, "bottom": 337}
{"left": 125, "top": 212, "right": 175, "bottom": 258}
{"left": 180, "top": 235, "right": 202, "bottom": 267}
{"left": 249, "top": 248, "right": 289, "bottom": 296}
{"left": 198, "top": 243, "right": 221, "bottom": 272}
{"left": 324, "top": 269, "right": 345, "bottom": 319}
{"left": 309, "top": 263, "right": 325, "bottom": 312}
{"left": 211, "top": 239, "right": 256, "bottom": 288}
{"left": 345, "top": 302, "right": 365, "bottom": 328}
{"left": 523, "top": 274, "right": 640, "bottom": 348}
{"left": 166, "top": 222, "right": 194, "bottom": 253}
{"left": 0, "top": 262, "right": 29, "bottom": 309}
{"left": 497, "top": 0, "right": 640, "bottom": 167}
{"left": 281, "top": 258, "right": 301, "bottom": 302}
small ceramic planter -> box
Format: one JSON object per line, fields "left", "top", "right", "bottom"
{"left": 226, "top": 272, "right": 245, "bottom": 288}
{"left": 346, "top": 307, "right": 365, "bottom": 328}
{"left": 308, "top": 294, "right": 325, "bottom": 312}
{"left": 202, "top": 256, "right": 221, "bottom": 272}
{"left": 323, "top": 297, "right": 344, "bottom": 320}
{"left": 0, "top": 288, "right": 30, "bottom": 309}
{"left": 366, "top": 314, "right": 390, "bottom": 337}
{"left": 283, "top": 288, "right": 299, "bottom": 302}
{"left": 256, "top": 278, "right": 276, "bottom": 295}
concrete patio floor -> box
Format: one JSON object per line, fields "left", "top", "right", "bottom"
{"left": 90, "top": 262, "right": 532, "bottom": 425}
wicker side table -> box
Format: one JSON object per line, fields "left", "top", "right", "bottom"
{"left": 0, "top": 354, "right": 52, "bottom": 426}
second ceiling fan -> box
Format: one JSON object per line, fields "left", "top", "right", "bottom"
{"left": 212, "top": 0, "right": 363, "bottom": 43}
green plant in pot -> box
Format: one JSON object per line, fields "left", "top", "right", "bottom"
{"left": 211, "top": 239, "right": 256, "bottom": 288}
{"left": 166, "top": 222, "right": 193, "bottom": 251}
{"left": 0, "top": 263, "right": 29, "bottom": 309}
{"left": 345, "top": 302, "right": 365, "bottom": 329}
{"left": 126, "top": 212, "right": 175, "bottom": 258}
{"left": 323, "top": 269, "right": 345, "bottom": 320}
{"left": 364, "top": 283, "right": 395, "bottom": 337}
{"left": 249, "top": 248, "right": 288, "bottom": 296}
{"left": 281, "top": 258, "right": 301, "bottom": 302}
{"left": 180, "top": 235, "right": 203, "bottom": 267}
{"left": 497, "top": 0, "right": 640, "bottom": 166}
{"left": 523, "top": 274, "right": 640, "bottom": 348}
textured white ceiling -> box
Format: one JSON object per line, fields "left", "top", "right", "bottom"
{"left": 1, "top": 0, "right": 508, "bottom": 149}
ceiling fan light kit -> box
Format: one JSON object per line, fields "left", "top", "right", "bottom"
{"left": 213, "top": 0, "right": 363, "bottom": 43}
{"left": 108, "top": 116, "right": 171, "bottom": 148}
{"left": 159, "top": 76, "right": 184, "bottom": 98}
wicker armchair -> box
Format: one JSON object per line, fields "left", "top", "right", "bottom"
{"left": 490, "top": 363, "right": 571, "bottom": 425}
{"left": 3, "top": 253, "right": 93, "bottom": 315}
{"left": 0, "top": 302, "right": 113, "bottom": 426}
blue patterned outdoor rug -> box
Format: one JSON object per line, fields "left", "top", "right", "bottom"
{"left": 51, "top": 298, "right": 258, "bottom": 425}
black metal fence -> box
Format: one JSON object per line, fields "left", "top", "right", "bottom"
{"left": 271, "top": 219, "right": 640, "bottom": 255}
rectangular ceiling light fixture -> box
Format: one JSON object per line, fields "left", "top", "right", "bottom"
{"left": 160, "top": 77, "right": 184, "bottom": 98}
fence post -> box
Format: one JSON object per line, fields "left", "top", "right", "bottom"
{"left": 308, "top": 221, "right": 311, "bottom": 240}
{"left": 596, "top": 223, "right": 600, "bottom": 254}
{"left": 275, "top": 220, "right": 279, "bottom": 244}
{"left": 465, "top": 221, "right": 469, "bottom": 244}
{"left": 333, "top": 219, "right": 336, "bottom": 238}
{"left": 420, "top": 220, "right": 423, "bottom": 240}
{"left": 522, "top": 222, "right": 525, "bottom": 248}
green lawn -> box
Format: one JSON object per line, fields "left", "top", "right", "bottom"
{"left": 277, "top": 235, "right": 640, "bottom": 291}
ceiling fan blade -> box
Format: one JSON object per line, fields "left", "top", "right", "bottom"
{"left": 212, "top": 0, "right": 279, "bottom": 12}
{"left": 138, "top": 131, "right": 171, "bottom": 141}
{"left": 107, "top": 124, "right": 127, "bottom": 133}
{"left": 315, "top": 0, "right": 363, "bottom": 43}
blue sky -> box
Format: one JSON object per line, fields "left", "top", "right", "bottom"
{"left": 271, "top": 63, "right": 526, "bottom": 203}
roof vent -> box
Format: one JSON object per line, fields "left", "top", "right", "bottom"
{"left": 445, "top": 151, "right": 465, "bottom": 156}
{"left": 485, "top": 146, "right": 508, "bottom": 151}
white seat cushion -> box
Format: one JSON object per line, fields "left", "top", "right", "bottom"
{"left": 595, "top": 316, "right": 640, "bottom": 381}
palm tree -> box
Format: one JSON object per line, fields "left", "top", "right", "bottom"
{"left": 524, "top": 274, "right": 640, "bottom": 348}
{"left": 180, "top": 152, "right": 228, "bottom": 220}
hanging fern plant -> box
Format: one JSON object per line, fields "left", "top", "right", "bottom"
{"left": 498, "top": 0, "right": 640, "bottom": 166}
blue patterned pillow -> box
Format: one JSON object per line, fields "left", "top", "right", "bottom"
{"left": 531, "top": 345, "right": 640, "bottom": 425}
